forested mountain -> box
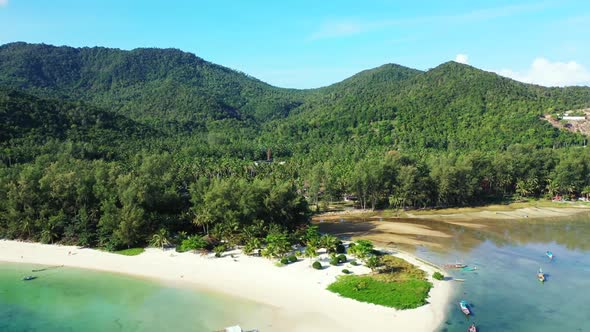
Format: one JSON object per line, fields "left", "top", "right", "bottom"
{"left": 270, "top": 61, "right": 590, "bottom": 155}
{"left": 0, "top": 42, "right": 304, "bottom": 128}
{"left": 1, "top": 42, "right": 590, "bottom": 250}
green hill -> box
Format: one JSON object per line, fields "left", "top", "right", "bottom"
{"left": 0, "top": 42, "right": 304, "bottom": 128}
{"left": 2, "top": 42, "right": 590, "bottom": 249}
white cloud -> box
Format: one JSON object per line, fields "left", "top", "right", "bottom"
{"left": 0, "top": 0, "right": 8, "bottom": 6}
{"left": 455, "top": 54, "right": 469, "bottom": 64}
{"left": 496, "top": 58, "right": 590, "bottom": 87}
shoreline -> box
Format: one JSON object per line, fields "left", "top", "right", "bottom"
{"left": 315, "top": 202, "right": 590, "bottom": 222}
{"left": 0, "top": 240, "right": 453, "bottom": 332}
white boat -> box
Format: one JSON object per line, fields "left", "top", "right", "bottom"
{"left": 220, "top": 326, "right": 259, "bottom": 332}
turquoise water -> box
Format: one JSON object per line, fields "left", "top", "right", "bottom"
{"left": 410, "top": 215, "right": 590, "bottom": 332}
{"left": 0, "top": 263, "right": 272, "bottom": 332}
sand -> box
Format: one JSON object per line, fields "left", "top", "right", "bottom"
{"left": 405, "top": 206, "right": 590, "bottom": 221}
{"left": 0, "top": 240, "right": 453, "bottom": 332}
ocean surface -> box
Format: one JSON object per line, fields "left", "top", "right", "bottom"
{"left": 0, "top": 262, "right": 272, "bottom": 332}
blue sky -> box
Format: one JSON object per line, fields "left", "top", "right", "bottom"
{"left": 1, "top": 0, "right": 589, "bottom": 88}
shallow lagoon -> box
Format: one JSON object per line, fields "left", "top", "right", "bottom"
{"left": 0, "top": 262, "right": 272, "bottom": 332}
{"left": 320, "top": 212, "right": 590, "bottom": 331}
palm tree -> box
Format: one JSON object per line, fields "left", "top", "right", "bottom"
{"left": 545, "top": 178, "right": 559, "bottom": 198}
{"left": 304, "top": 244, "right": 318, "bottom": 265}
{"left": 319, "top": 234, "right": 339, "bottom": 253}
{"left": 193, "top": 208, "right": 212, "bottom": 235}
{"left": 41, "top": 225, "right": 58, "bottom": 244}
{"left": 151, "top": 228, "right": 170, "bottom": 249}
{"left": 581, "top": 186, "right": 590, "bottom": 200}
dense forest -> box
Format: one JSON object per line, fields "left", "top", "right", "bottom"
{"left": 1, "top": 42, "right": 590, "bottom": 250}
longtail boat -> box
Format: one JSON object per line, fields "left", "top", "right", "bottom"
{"left": 459, "top": 300, "right": 471, "bottom": 315}
{"left": 546, "top": 251, "right": 553, "bottom": 260}
{"left": 468, "top": 323, "right": 477, "bottom": 332}
{"left": 538, "top": 268, "right": 545, "bottom": 282}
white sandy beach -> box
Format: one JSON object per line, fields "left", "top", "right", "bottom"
{"left": 0, "top": 240, "right": 452, "bottom": 332}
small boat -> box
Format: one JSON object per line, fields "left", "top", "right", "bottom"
{"left": 462, "top": 266, "right": 477, "bottom": 272}
{"left": 217, "top": 326, "right": 259, "bottom": 332}
{"left": 459, "top": 300, "right": 471, "bottom": 315}
{"left": 546, "top": 251, "right": 553, "bottom": 260}
{"left": 444, "top": 263, "right": 467, "bottom": 269}
{"left": 537, "top": 268, "right": 545, "bottom": 282}
{"left": 468, "top": 323, "right": 477, "bottom": 332}
{"left": 22, "top": 276, "right": 37, "bottom": 281}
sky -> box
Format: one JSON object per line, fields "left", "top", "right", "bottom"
{"left": 1, "top": 0, "right": 589, "bottom": 89}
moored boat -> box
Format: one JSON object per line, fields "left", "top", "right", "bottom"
{"left": 444, "top": 263, "right": 467, "bottom": 269}
{"left": 537, "top": 268, "right": 545, "bottom": 282}
{"left": 22, "top": 276, "right": 37, "bottom": 281}
{"left": 468, "top": 323, "right": 477, "bottom": 332}
{"left": 459, "top": 300, "right": 471, "bottom": 315}
{"left": 217, "top": 326, "right": 259, "bottom": 332}
{"left": 546, "top": 251, "right": 553, "bottom": 260}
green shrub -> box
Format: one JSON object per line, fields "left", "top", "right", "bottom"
{"left": 337, "top": 254, "right": 347, "bottom": 263}
{"left": 243, "top": 238, "right": 262, "bottom": 255}
{"left": 312, "top": 261, "right": 322, "bottom": 270}
{"left": 280, "top": 257, "right": 289, "bottom": 265}
{"left": 330, "top": 255, "right": 340, "bottom": 265}
{"left": 350, "top": 260, "right": 359, "bottom": 266}
{"left": 336, "top": 243, "right": 346, "bottom": 254}
{"left": 433, "top": 271, "right": 444, "bottom": 280}
{"left": 214, "top": 244, "right": 227, "bottom": 257}
{"left": 287, "top": 255, "right": 298, "bottom": 263}
{"left": 178, "top": 235, "right": 208, "bottom": 252}
{"left": 342, "top": 269, "right": 352, "bottom": 274}
{"left": 366, "top": 255, "right": 382, "bottom": 270}
{"left": 348, "top": 240, "right": 374, "bottom": 259}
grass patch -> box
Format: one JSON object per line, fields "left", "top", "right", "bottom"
{"left": 327, "top": 254, "right": 432, "bottom": 309}
{"left": 114, "top": 248, "right": 145, "bottom": 256}
{"left": 327, "top": 276, "right": 431, "bottom": 309}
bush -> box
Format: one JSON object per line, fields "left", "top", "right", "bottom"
{"left": 287, "top": 255, "right": 298, "bottom": 263}
{"left": 348, "top": 240, "right": 374, "bottom": 259}
{"left": 433, "top": 271, "right": 444, "bottom": 280}
{"left": 330, "top": 255, "right": 340, "bottom": 266}
{"left": 178, "top": 235, "right": 208, "bottom": 252}
{"left": 337, "top": 254, "right": 347, "bottom": 263}
{"left": 336, "top": 243, "right": 346, "bottom": 254}
{"left": 312, "top": 261, "right": 322, "bottom": 270}
{"left": 280, "top": 257, "right": 289, "bottom": 265}
{"left": 350, "top": 260, "right": 359, "bottom": 266}
{"left": 214, "top": 244, "right": 226, "bottom": 257}
{"left": 342, "top": 269, "right": 352, "bottom": 274}
{"left": 366, "top": 255, "right": 382, "bottom": 270}
{"left": 243, "top": 238, "right": 262, "bottom": 255}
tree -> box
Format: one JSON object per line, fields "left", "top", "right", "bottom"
{"left": 348, "top": 240, "right": 374, "bottom": 259}
{"left": 319, "top": 234, "right": 340, "bottom": 253}
{"left": 151, "top": 228, "right": 170, "bottom": 249}
{"left": 304, "top": 244, "right": 319, "bottom": 264}
{"left": 261, "top": 228, "right": 291, "bottom": 259}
